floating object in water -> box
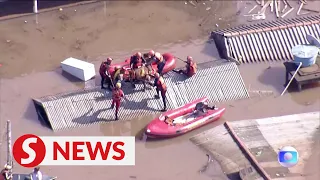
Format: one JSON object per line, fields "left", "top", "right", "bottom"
{"left": 291, "top": 45, "right": 319, "bottom": 67}
{"left": 61, "top": 57, "right": 96, "bottom": 81}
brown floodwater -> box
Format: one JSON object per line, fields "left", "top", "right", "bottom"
{"left": 0, "top": 1, "right": 319, "bottom": 180}
{"left": 1, "top": 39, "right": 319, "bottom": 180}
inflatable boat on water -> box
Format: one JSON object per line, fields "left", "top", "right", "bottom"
{"left": 145, "top": 97, "right": 225, "bottom": 138}
{"left": 108, "top": 53, "right": 176, "bottom": 80}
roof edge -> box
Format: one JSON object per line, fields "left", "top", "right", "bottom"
{"left": 212, "top": 14, "right": 320, "bottom": 37}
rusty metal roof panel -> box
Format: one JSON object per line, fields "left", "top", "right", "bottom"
{"left": 34, "top": 61, "right": 249, "bottom": 131}
{"left": 213, "top": 15, "right": 320, "bottom": 35}
{"left": 190, "top": 124, "right": 263, "bottom": 179}
{"left": 211, "top": 15, "right": 320, "bottom": 64}
{"left": 191, "top": 112, "right": 320, "bottom": 179}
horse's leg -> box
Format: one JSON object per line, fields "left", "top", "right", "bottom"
{"left": 131, "top": 71, "right": 136, "bottom": 88}
{"left": 142, "top": 78, "right": 146, "bottom": 92}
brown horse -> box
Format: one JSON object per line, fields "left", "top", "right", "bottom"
{"left": 129, "top": 65, "right": 153, "bottom": 91}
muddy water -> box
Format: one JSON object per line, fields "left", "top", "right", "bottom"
{"left": 0, "top": 1, "right": 319, "bottom": 179}
{"left": 0, "top": 40, "right": 228, "bottom": 180}
{"left": 1, "top": 39, "right": 319, "bottom": 179}
{"left": 0, "top": 1, "right": 240, "bottom": 78}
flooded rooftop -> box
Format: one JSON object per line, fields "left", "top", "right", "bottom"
{"left": 0, "top": 1, "right": 319, "bottom": 180}
{"left": 191, "top": 112, "right": 320, "bottom": 179}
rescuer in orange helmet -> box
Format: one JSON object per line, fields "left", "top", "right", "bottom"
{"left": 111, "top": 83, "right": 125, "bottom": 120}
{"left": 154, "top": 73, "right": 167, "bottom": 111}
{"left": 99, "top": 57, "right": 113, "bottom": 90}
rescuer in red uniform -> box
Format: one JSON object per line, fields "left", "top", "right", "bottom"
{"left": 111, "top": 83, "right": 124, "bottom": 120}
{"left": 175, "top": 56, "right": 197, "bottom": 77}
{"left": 144, "top": 50, "right": 156, "bottom": 63}
{"left": 154, "top": 73, "right": 167, "bottom": 111}
{"left": 154, "top": 52, "right": 166, "bottom": 75}
{"left": 99, "top": 57, "right": 113, "bottom": 90}
{"left": 130, "top": 52, "right": 146, "bottom": 70}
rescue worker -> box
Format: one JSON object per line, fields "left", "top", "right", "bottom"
{"left": 142, "top": 50, "right": 156, "bottom": 73}
{"left": 147, "top": 50, "right": 155, "bottom": 59}
{"left": 194, "top": 102, "right": 216, "bottom": 116}
{"left": 111, "top": 83, "right": 125, "bottom": 120}
{"left": 130, "top": 52, "right": 146, "bottom": 70}
{"left": 30, "top": 166, "right": 42, "bottom": 180}
{"left": 154, "top": 52, "right": 166, "bottom": 75}
{"left": 154, "top": 73, "right": 167, "bottom": 111}
{"left": 1, "top": 164, "right": 12, "bottom": 180}
{"left": 176, "top": 56, "right": 197, "bottom": 77}
{"left": 99, "top": 57, "right": 113, "bottom": 90}
{"left": 143, "top": 50, "right": 156, "bottom": 63}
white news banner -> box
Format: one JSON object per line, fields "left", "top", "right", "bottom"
{"left": 13, "top": 135, "right": 135, "bottom": 166}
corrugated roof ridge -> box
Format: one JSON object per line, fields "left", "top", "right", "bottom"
{"left": 213, "top": 14, "right": 320, "bottom": 37}
{"left": 35, "top": 60, "right": 232, "bottom": 102}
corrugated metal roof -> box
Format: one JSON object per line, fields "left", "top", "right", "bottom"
{"left": 189, "top": 124, "right": 263, "bottom": 179}
{"left": 211, "top": 15, "right": 320, "bottom": 64}
{"left": 33, "top": 61, "right": 249, "bottom": 131}
{"left": 190, "top": 112, "right": 320, "bottom": 179}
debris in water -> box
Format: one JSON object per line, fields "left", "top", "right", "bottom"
{"left": 252, "top": 13, "right": 266, "bottom": 20}
{"left": 74, "top": 9, "right": 77, "bottom": 12}
{"left": 305, "top": 102, "right": 311, "bottom": 106}
{"left": 36, "top": 28, "right": 42, "bottom": 33}
{"left": 199, "top": 154, "right": 212, "bottom": 173}
{"left": 185, "top": 2, "right": 187, "bottom": 5}
{"left": 24, "top": 20, "right": 27, "bottom": 23}
{"left": 59, "top": 8, "right": 63, "bottom": 11}
{"left": 215, "top": 24, "right": 219, "bottom": 27}
{"left": 248, "top": 5, "right": 257, "bottom": 14}
{"left": 297, "top": 3, "right": 304, "bottom": 15}
{"left": 276, "top": 173, "right": 280, "bottom": 177}
{"left": 282, "top": 0, "right": 288, "bottom": 13}
{"left": 255, "top": 151, "right": 262, "bottom": 156}
{"left": 281, "top": 7, "right": 294, "bottom": 18}
{"left": 218, "top": 18, "right": 222, "bottom": 20}
{"left": 6, "top": 40, "right": 11, "bottom": 43}
{"left": 189, "top": 1, "right": 196, "bottom": 7}
{"left": 206, "top": 7, "right": 211, "bottom": 11}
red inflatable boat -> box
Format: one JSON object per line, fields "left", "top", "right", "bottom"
{"left": 108, "top": 53, "right": 176, "bottom": 80}
{"left": 145, "top": 97, "right": 226, "bottom": 138}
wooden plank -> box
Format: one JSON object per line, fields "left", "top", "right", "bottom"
{"left": 291, "top": 70, "right": 320, "bottom": 82}
{"left": 225, "top": 122, "right": 272, "bottom": 180}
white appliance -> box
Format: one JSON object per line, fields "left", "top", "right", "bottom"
{"left": 61, "top": 57, "right": 96, "bottom": 81}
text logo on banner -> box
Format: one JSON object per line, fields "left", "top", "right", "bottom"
{"left": 13, "top": 134, "right": 135, "bottom": 167}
